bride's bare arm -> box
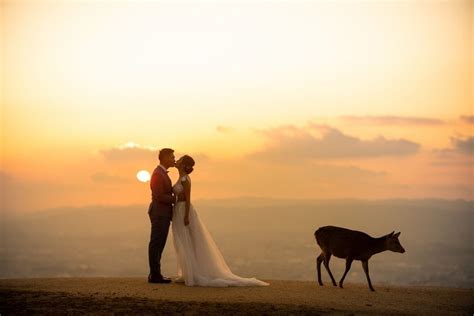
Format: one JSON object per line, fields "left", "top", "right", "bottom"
{"left": 183, "top": 178, "right": 191, "bottom": 226}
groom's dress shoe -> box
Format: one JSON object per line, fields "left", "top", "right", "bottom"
{"left": 148, "top": 275, "right": 172, "bottom": 284}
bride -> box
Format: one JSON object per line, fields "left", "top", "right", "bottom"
{"left": 171, "top": 155, "right": 269, "bottom": 287}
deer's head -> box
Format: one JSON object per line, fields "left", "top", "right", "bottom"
{"left": 385, "top": 231, "right": 405, "bottom": 253}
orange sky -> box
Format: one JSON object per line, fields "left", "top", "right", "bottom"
{"left": 1, "top": 0, "right": 472, "bottom": 212}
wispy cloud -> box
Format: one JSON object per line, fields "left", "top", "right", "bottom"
{"left": 460, "top": 115, "right": 474, "bottom": 124}
{"left": 249, "top": 123, "right": 420, "bottom": 161}
{"left": 90, "top": 172, "right": 129, "bottom": 184}
{"left": 431, "top": 135, "right": 474, "bottom": 165}
{"left": 0, "top": 171, "right": 90, "bottom": 212}
{"left": 340, "top": 115, "right": 445, "bottom": 125}
{"left": 99, "top": 143, "right": 210, "bottom": 164}
{"left": 216, "top": 125, "right": 234, "bottom": 133}
{"left": 451, "top": 136, "right": 474, "bottom": 155}
{"left": 99, "top": 142, "right": 157, "bottom": 163}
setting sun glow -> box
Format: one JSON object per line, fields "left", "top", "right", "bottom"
{"left": 136, "top": 170, "right": 151, "bottom": 183}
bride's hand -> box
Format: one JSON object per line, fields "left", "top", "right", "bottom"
{"left": 184, "top": 216, "right": 190, "bottom": 226}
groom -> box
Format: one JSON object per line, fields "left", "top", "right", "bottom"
{"left": 147, "top": 148, "right": 176, "bottom": 284}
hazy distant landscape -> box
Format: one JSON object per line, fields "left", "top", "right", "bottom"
{"left": 1, "top": 199, "right": 472, "bottom": 288}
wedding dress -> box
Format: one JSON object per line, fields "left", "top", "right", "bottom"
{"left": 171, "top": 175, "right": 269, "bottom": 287}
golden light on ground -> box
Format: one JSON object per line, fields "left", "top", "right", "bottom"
{"left": 136, "top": 170, "right": 151, "bottom": 183}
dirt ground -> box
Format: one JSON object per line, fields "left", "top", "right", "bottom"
{"left": 0, "top": 278, "right": 472, "bottom": 315}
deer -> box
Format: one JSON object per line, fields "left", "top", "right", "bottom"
{"left": 314, "top": 225, "right": 405, "bottom": 291}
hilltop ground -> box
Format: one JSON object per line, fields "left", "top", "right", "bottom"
{"left": 0, "top": 278, "right": 472, "bottom": 315}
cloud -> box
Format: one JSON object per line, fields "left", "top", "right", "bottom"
{"left": 192, "top": 157, "right": 389, "bottom": 200}
{"left": 0, "top": 171, "right": 14, "bottom": 200}
{"left": 308, "top": 163, "right": 387, "bottom": 179}
{"left": 249, "top": 123, "right": 420, "bottom": 161}
{"left": 176, "top": 153, "right": 211, "bottom": 164}
{"left": 339, "top": 115, "right": 445, "bottom": 125}
{"left": 99, "top": 142, "right": 157, "bottom": 163}
{"left": 431, "top": 135, "right": 473, "bottom": 167}
{"left": 90, "top": 172, "right": 129, "bottom": 184}
{"left": 0, "top": 171, "right": 90, "bottom": 213}
{"left": 99, "top": 143, "right": 210, "bottom": 164}
{"left": 216, "top": 125, "right": 234, "bottom": 133}
{"left": 460, "top": 115, "right": 474, "bottom": 124}
{"left": 451, "top": 136, "right": 474, "bottom": 155}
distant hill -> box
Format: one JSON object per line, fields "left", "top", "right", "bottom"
{"left": 1, "top": 198, "right": 473, "bottom": 288}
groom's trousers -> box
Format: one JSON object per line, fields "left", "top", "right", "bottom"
{"left": 148, "top": 215, "right": 171, "bottom": 278}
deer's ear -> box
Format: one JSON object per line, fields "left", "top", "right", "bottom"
{"left": 393, "top": 232, "right": 401, "bottom": 238}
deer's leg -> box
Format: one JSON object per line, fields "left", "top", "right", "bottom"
{"left": 323, "top": 253, "right": 337, "bottom": 286}
{"left": 338, "top": 258, "right": 353, "bottom": 288}
{"left": 317, "top": 253, "right": 324, "bottom": 286}
{"left": 362, "top": 260, "right": 375, "bottom": 292}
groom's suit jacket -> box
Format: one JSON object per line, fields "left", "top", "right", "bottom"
{"left": 149, "top": 166, "right": 174, "bottom": 220}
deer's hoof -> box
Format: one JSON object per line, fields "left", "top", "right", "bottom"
{"left": 318, "top": 281, "right": 323, "bottom": 286}
{"left": 339, "top": 284, "right": 344, "bottom": 289}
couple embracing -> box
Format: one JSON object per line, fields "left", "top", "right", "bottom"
{"left": 148, "top": 148, "right": 269, "bottom": 287}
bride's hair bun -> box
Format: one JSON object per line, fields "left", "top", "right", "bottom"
{"left": 181, "top": 155, "right": 195, "bottom": 175}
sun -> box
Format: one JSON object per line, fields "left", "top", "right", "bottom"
{"left": 136, "top": 170, "right": 151, "bottom": 183}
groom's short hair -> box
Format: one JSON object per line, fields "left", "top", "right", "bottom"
{"left": 158, "top": 148, "right": 174, "bottom": 161}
